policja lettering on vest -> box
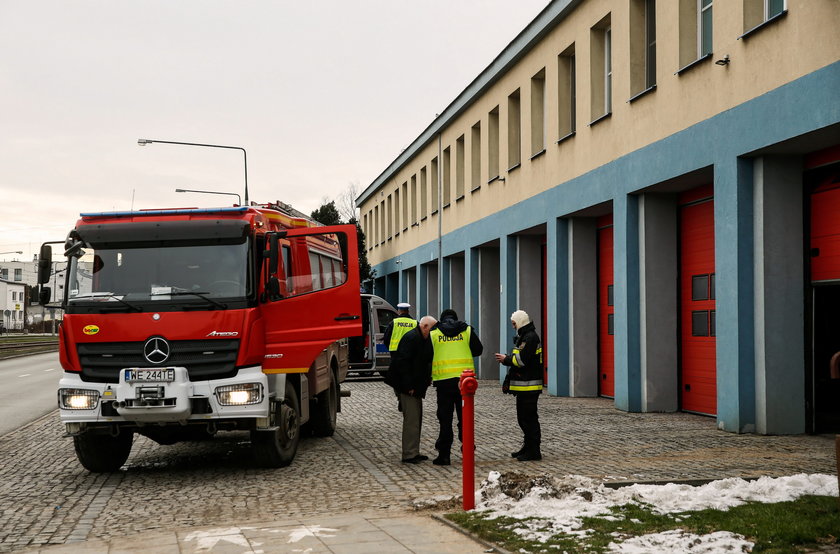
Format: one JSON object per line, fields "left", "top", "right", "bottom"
{"left": 429, "top": 308, "right": 483, "bottom": 466}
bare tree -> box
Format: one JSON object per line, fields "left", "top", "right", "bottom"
{"left": 337, "top": 181, "right": 360, "bottom": 223}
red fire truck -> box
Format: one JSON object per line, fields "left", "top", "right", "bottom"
{"left": 37, "top": 201, "right": 362, "bottom": 472}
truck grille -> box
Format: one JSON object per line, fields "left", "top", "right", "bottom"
{"left": 77, "top": 340, "right": 240, "bottom": 383}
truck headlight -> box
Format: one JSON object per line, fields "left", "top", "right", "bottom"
{"left": 58, "top": 389, "right": 100, "bottom": 410}
{"left": 215, "top": 383, "right": 263, "bottom": 406}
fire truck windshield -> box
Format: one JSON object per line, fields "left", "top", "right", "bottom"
{"left": 66, "top": 240, "right": 250, "bottom": 311}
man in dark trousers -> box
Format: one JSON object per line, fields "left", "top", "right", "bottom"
{"left": 387, "top": 315, "right": 437, "bottom": 463}
{"left": 495, "top": 309, "right": 543, "bottom": 461}
{"left": 430, "top": 308, "right": 483, "bottom": 466}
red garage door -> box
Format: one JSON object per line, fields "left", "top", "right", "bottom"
{"left": 811, "top": 173, "right": 840, "bottom": 282}
{"left": 680, "top": 186, "right": 716, "bottom": 415}
{"left": 597, "top": 215, "right": 614, "bottom": 397}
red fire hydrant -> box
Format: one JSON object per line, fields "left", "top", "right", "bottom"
{"left": 459, "top": 368, "right": 478, "bottom": 510}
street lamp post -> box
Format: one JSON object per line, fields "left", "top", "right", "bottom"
{"left": 0, "top": 251, "right": 23, "bottom": 256}
{"left": 175, "top": 188, "right": 241, "bottom": 206}
{"left": 138, "top": 139, "right": 249, "bottom": 205}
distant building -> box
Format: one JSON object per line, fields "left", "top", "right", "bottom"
{"left": 0, "top": 258, "right": 67, "bottom": 329}
{"left": 0, "top": 279, "right": 27, "bottom": 331}
{"left": 357, "top": 0, "right": 840, "bottom": 434}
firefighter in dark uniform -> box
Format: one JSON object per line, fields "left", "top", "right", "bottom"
{"left": 495, "top": 309, "right": 543, "bottom": 461}
{"left": 383, "top": 302, "right": 417, "bottom": 353}
{"left": 430, "top": 308, "right": 483, "bottom": 466}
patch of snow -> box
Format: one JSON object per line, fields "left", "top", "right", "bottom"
{"left": 608, "top": 529, "right": 754, "bottom": 553}
{"left": 474, "top": 472, "right": 838, "bottom": 552}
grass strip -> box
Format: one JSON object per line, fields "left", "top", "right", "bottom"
{"left": 446, "top": 495, "right": 839, "bottom": 553}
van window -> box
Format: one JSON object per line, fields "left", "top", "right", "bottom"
{"left": 377, "top": 309, "right": 396, "bottom": 333}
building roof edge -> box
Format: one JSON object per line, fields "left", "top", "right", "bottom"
{"left": 356, "top": 0, "right": 581, "bottom": 206}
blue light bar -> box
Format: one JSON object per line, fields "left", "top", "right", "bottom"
{"left": 80, "top": 207, "right": 250, "bottom": 218}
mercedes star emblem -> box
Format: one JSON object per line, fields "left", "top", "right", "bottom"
{"left": 143, "top": 337, "right": 170, "bottom": 364}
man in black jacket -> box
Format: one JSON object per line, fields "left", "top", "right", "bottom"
{"left": 495, "top": 309, "right": 543, "bottom": 461}
{"left": 388, "top": 315, "right": 437, "bottom": 463}
{"left": 430, "top": 309, "right": 483, "bottom": 466}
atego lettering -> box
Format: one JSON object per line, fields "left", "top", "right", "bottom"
{"left": 437, "top": 335, "right": 464, "bottom": 342}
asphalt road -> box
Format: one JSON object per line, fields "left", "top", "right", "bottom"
{"left": 0, "top": 352, "right": 60, "bottom": 437}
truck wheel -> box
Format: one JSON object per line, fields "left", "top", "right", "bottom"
{"left": 311, "top": 370, "right": 337, "bottom": 437}
{"left": 252, "top": 384, "right": 300, "bottom": 468}
{"left": 74, "top": 431, "right": 133, "bottom": 473}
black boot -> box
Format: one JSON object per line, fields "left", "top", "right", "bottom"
{"left": 516, "top": 449, "right": 542, "bottom": 462}
{"left": 432, "top": 454, "right": 451, "bottom": 466}
{"left": 510, "top": 445, "right": 526, "bottom": 458}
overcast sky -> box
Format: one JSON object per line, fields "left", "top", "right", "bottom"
{"left": 0, "top": 0, "right": 549, "bottom": 261}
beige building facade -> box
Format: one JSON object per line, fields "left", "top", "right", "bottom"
{"left": 357, "top": 0, "right": 840, "bottom": 434}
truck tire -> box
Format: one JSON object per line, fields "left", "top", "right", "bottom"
{"left": 74, "top": 431, "right": 133, "bottom": 473}
{"left": 252, "top": 384, "right": 300, "bottom": 468}
{"left": 311, "top": 370, "right": 337, "bottom": 437}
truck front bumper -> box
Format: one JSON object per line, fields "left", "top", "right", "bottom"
{"left": 57, "top": 366, "right": 270, "bottom": 425}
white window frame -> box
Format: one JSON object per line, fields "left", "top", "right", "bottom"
{"left": 698, "top": 0, "right": 713, "bottom": 57}
{"left": 604, "top": 27, "right": 612, "bottom": 114}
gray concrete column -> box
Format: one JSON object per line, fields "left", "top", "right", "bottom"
{"left": 568, "top": 218, "right": 598, "bottom": 397}
{"left": 450, "top": 255, "right": 465, "bottom": 319}
{"left": 639, "top": 194, "right": 678, "bottom": 412}
{"left": 753, "top": 156, "right": 805, "bottom": 434}
{"left": 517, "top": 236, "right": 542, "bottom": 335}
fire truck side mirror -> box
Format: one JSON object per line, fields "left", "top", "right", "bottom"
{"left": 39, "top": 286, "right": 52, "bottom": 306}
{"left": 265, "top": 233, "right": 279, "bottom": 275}
{"left": 37, "top": 244, "right": 52, "bottom": 284}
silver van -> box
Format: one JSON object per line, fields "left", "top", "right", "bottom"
{"left": 348, "top": 294, "right": 397, "bottom": 376}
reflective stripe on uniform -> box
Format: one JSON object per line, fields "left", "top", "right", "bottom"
{"left": 430, "top": 327, "right": 474, "bottom": 381}
{"left": 388, "top": 317, "right": 418, "bottom": 351}
{"left": 512, "top": 348, "right": 524, "bottom": 367}
{"left": 509, "top": 379, "right": 543, "bottom": 392}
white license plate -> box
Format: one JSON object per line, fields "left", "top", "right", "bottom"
{"left": 124, "top": 368, "right": 175, "bottom": 382}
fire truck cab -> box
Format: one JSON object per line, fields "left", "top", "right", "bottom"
{"left": 39, "top": 202, "right": 362, "bottom": 472}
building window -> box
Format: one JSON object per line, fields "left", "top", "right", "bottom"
{"left": 557, "top": 45, "right": 576, "bottom": 139}
{"left": 700, "top": 0, "right": 713, "bottom": 56}
{"left": 410, "top": 174, "right": 418, "bottom": 223}
{"left": 443, "top": 147, "right": 451, "bottom": 208}
{"left": 630, "top": 0, "right": 656, "bottom": 97}
{"left": 379, "top": 201, "right": 385, "bottom": 244}
{"left": 471, "top": 122, "right": 481, "bottom": 191}
{"left": 373, "top": 205, "right": 379, "bottom": 247}
{"left": 744, "top": 0, "right": 786, "bottom": 33}
{"left": 393, "top": 188, "right": 400, "bottom": 232}
{"left": 0, "top": 268, "right": 7, "bottom": 280}
{"left": 678, "top": 0, "right": 713, "bottom": 69}
{"left": 590, "top": 15, "right": 612, "bottom": 122}
{"left": 455, "top": 135, "right": 465, "bottom": 200}
{"left": 508, "top": 88, "right": 521, "bottom": 169}
{"left": 488, "top": 106, "right": 500, "bottom": 180}
{"left": 431, "top": 157, "right": 439, "bottom": 213}
{"left": 401, "top": 182, "right": 408, "bottom": 231}
{"left": 386, "top": 194, "right": 393, "bottom": 239}
{"left": 14, "top": 268, "right": 22, "bottom": 281}
{"left": 530, "top": 68, "right": 546, "bottom": 156}
{"left": 420, "top": 166, "right": 428, "bottom": 218}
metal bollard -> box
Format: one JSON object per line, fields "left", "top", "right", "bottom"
{"left": 459, "top": 368, "right": 478, "bottom": 511}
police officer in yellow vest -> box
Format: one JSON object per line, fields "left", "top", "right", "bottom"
{"left": 495, "top": 309, "right": 543, "bottom": 461}
{"left": 430, "top": 308, "right": 483, "bottom": 466}
{"left": 383, "top": 302, "right": 417, "bottom": 353}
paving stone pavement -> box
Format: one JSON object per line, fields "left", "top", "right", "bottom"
{"left": 0, "top": 379, "right": 836, "bottom": 552}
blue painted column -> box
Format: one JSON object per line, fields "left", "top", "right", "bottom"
{"left": 613, "top": 194, "right": 642, "bottom": 412}
{"left": 714, "top": 157, "right": 756, "bottom": 433}
{"left": 499, "top": 235, "right": 518, "bottom": 383}
{"left": 546, "top": 218, "right": 570, "bottom": 396}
